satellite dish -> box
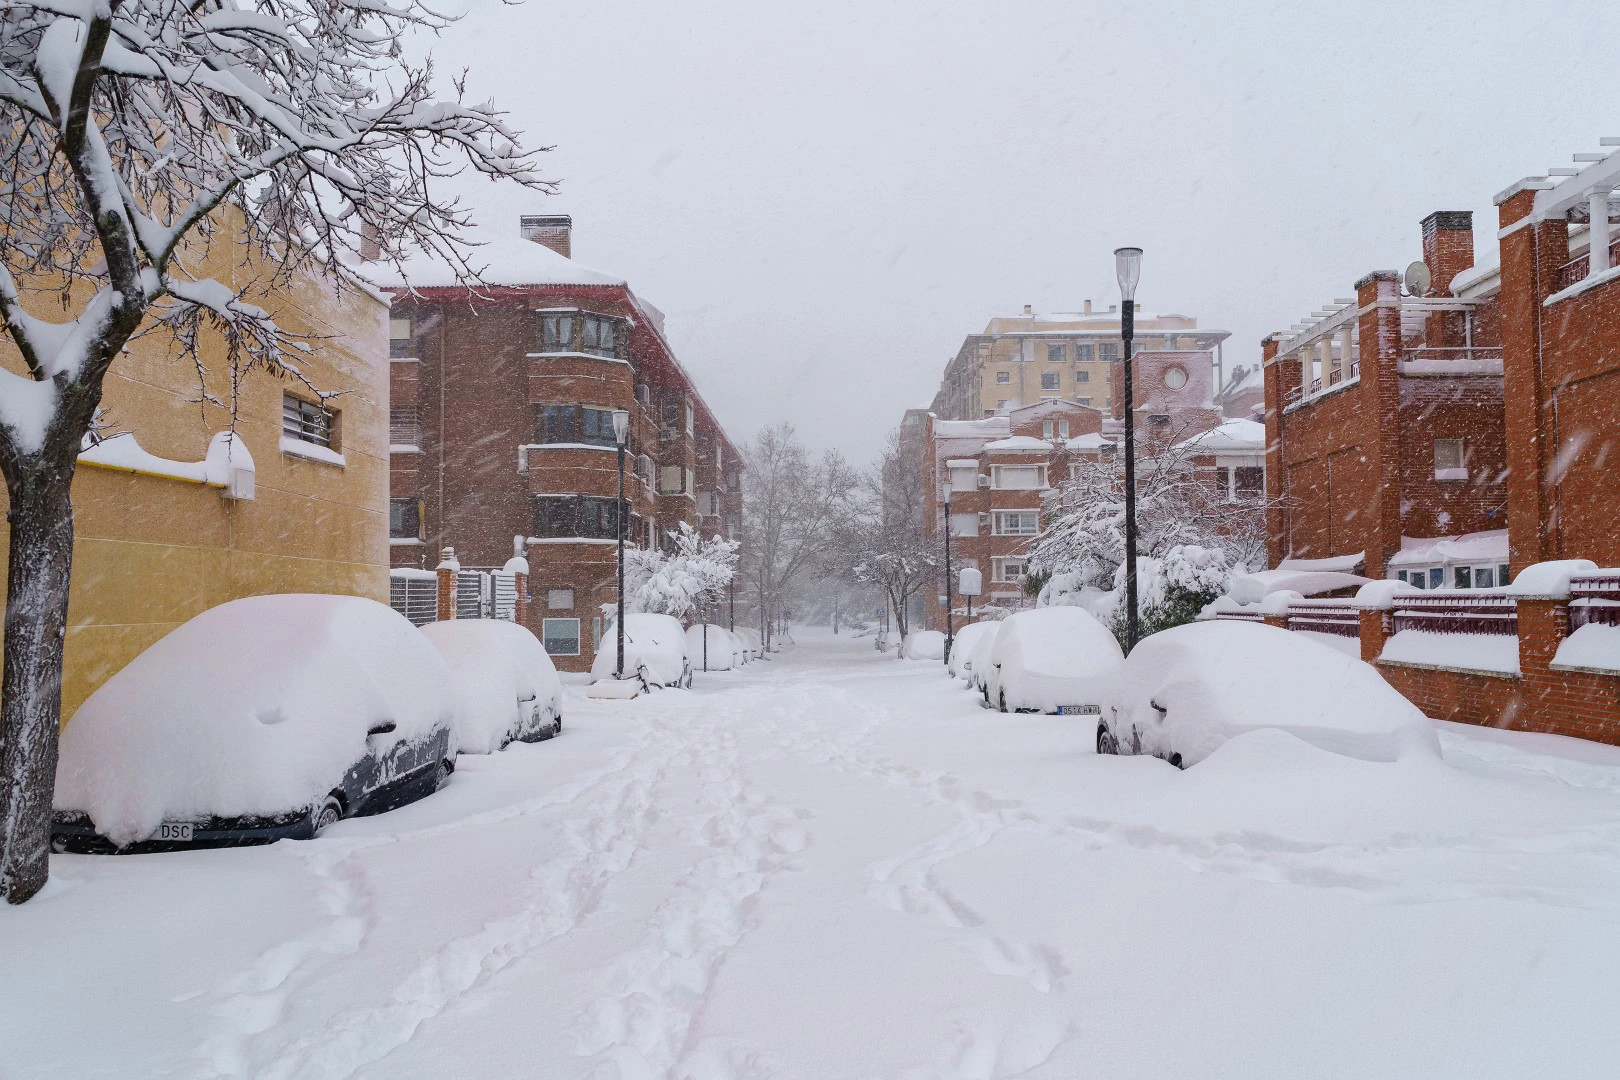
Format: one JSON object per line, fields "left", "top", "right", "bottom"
{"left": 1404, "top": 260, "right": 1432, "bottom": 297}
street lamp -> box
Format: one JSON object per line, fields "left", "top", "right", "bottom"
{"left": 942, "top": 479, "right": 954, "bottom": 668}
{"left": 612, "top": 408, "right": 631, "bottom": 678}
{"left": 1115, "top": 245, "right": 1143, "bottom": 652}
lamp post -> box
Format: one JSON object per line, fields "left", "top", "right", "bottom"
{"left": 942, "top": 479, "right": 954, "bottom": 667}
{"left": 612, "top": 408, "right": 631, "bottom": 678}
{"left": 1114, "top": 246, "right": 1143, "bottom": 652}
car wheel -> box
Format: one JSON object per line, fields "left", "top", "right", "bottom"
{"left": 554, "top": 715, "right": 563, "bottom": 736}
{"left": 435, "top": 759, "right": 454, "bottom": 791}
{"left": 998, "top": 690, "right": 1008, "bottom": 713}
{"left": 1096, "top": 723, "right": 1119, "bottom": 756}
{"left": 312, "top": 795, "right": 343, "bottom": 836}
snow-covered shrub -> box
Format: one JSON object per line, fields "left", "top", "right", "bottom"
{"left": 624, "top": 523, "right": 738, "bottom": 620}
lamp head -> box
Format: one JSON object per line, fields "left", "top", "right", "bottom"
{"left": 1114, "top": 246, "right": 1143, "bottom": 302}
{"left": 941, "top": 479, "right": 952, "bottom": 501}
{"left": 611, "top": 409, "right": 631, "bottom": 444}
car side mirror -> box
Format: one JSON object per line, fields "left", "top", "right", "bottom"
{"left": 367, "top": 721, "right": 398, "bottom": 736}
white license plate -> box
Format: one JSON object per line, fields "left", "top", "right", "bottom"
{"left": 157, "top": 822, "right": 194, "bottom": 842}
{"left": 1058, "top": 705, "right": 1101, "bottom": 716}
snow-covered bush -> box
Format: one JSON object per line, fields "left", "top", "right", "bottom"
{"left": 625, "top": 523, "right": 738, "bottom": 621}
{"left": 420, "top": 620, "right": 562, "bottom": 753}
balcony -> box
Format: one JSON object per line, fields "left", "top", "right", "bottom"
{"left": 1397, "top": 346, "right": 1504, "bottom": 376}
{"left": 1556, "top": 235, "right": 1620, "bottom": 292}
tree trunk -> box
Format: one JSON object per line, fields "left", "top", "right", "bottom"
{"left": 0, "top": 463, "right": 75, "bottom": 904}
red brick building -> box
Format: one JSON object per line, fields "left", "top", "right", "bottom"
{"left": 383, "top": 216, "right": 743, "bottom": 670}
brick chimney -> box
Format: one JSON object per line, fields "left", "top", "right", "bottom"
{"left": 1421, "top": 210, "right": 1473, "bottom": 297}
{"left": 521, "top": 215, "right": 572, "bottom": 258}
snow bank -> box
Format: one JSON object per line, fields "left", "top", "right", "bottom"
{"left": 1387, "top": 529, "right": 1508, "bottom": 570}
{"left": 901, "top": 630, "right": 946, "bottom": 660}
{"left": 989, "top": 607, "right": 1123, "bottom": 713}
{"left": 1354, "top": 578, "right": 1416, "bottom": 609}
{"left": 1505, "top": 559, "right": 1599, "bottom": 599}
{"left": 1103, "top": 620, "right": 1436, "bottom": 766}
{"left": 1277, "top": 552, "right": 1364, "bottom": 574}
{"left": 1229, "top": 568, "right": 1369, "bottom": 604}
{"left": 420, "top": 620, "right": 562, "bottom": 753}
{"left": 591, "top": 613, "right": 689, "bottom": 687}
{"left": 57, "top": 595, "right": 456, "bottom": 846}
{"left": 686, "top": 624, "right": 738, "bottom": 670}
{"left": 948, "top": 622, "right": 996, "bottom": 680}
{"left": 1553, "top": 623, "right": 1620, "bottom": 673}
{"left": 1381, "top": 630, "right": 1520, "bottom": 675}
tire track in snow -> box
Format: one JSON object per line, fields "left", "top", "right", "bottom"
{"left": 196, "top": 709, "right": 686, "bottom": 1080}
{"left": 571, "top": 690, "right": 810, "bottom": 1079}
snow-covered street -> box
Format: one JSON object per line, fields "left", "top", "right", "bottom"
{"left": 8, "top": 628, "right": 1620, "bottom": 1079}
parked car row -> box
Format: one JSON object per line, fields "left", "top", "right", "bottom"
{"left": 949, "top": 608, "right": 1438, "bottom": 769}
{"left": 52, "top": 594, "right": 566, "bottom": 855}
{"left": 590, "top": 613, "right": 763, "bottom": 689}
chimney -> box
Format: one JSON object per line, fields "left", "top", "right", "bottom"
{"left": 520, "top": 214, "right": 572, "bottom": 258}
{"left": 359, "top": 221, "right": 380, "bottom": 263}
{"left": 1083, "top": 299, "right": 1093, "bottom": 315}
{"left": 1420, "top": 211, "right": 1473, "bottom": 296}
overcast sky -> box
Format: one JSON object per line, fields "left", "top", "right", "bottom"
{"left": 420, "top": 0, "right": 1620, "bottom": 464}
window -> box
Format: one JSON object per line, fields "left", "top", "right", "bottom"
{"left": 948, "top": 466, "right": 977, "bottom": 490}
{"left": 283, "top": 393, "right": 336, "bottom": 449}
{"left": 993, "top": 558, "right": 1027, "bottom": 582}
{"left": 994, "top": 511, "right": 1039, "bottom": 536}
{"left": 1059, "top": 420, "right": 1070, "bottom": 440}
{"left": 389, "top": 317, "right": 412, "bottom": 359}
{"left": 1434, "top": 439, "right": 1466, "bottom": 480}
{"left": 699, "top": 491, "right": 720, "bottom": 516}
{"left": 949, "top": 512, "right": 978, "bottom": 537}
{"left": 547, "top": 588, "right": 575, "bottom": 610}
{"left": 992, "top": 464, "right": 1044, "bottom": 489}
{"left": 634, "top": 454, "right": 654, "bottom": 486}
{"left": 1076, "top": 343, "right": 1094, "bottom": 362}
{"left": 1075, "top": 369, "right": 1090, "bottom": 383}
{"left": 1217, "top": 464, "right": 1265, "bottom": 501}
{"left": 531, "top": 495, "right": 624, "bottom": 540}
{"left": 686, "top": 467, "right": 696, "bottom": 496}
{"left": 1454, "top": 563, "right": 1511, "bottom": 589}
{"left": 1078, "top": 397, "right": 1092, "bottom": 406}
{"left": 389, "top": 497, "right": 421, "bottom": 539}
{"left": 1047, "top": 343, "right": 1067, "bottom": 364}
{"left": 659, "top": 465, "right": 687, "bottom": 495}
{"left": 1149, "top": 413, "right": 1171, "bottom": 426}
{"left": 1398, "top": 566, "right": 1446, "bottom": 589}
{"left": 536, "top": 311, "right": 626, "bottom": 358}
{"left": 1099, "top": 342, "right": 1120, "bottom": 363}
{"left": 1163, "top": 366, "right": 1188, "bottom": 390}
{"left": 685, "top": 402, "right": 694, "bottom": 436}
{"left": 1043, "top": 420, "right": 1054, "bottom": 439}
{"left": 534, "top": 404, "right": 619, "bottom": 447}
{"left": 1040, "top": 372, "right": 1060, "bottom": 391}
{"left": 542, "top": 618, "right": 581, "bottom": 656}
{"left": 389, "top": 405, "right": 420, "bottom": 446}
{"left": 995, "top": 371, "right": 1011, "bottom": 384}
{"left": 995, "top": 399, "right": 1010, "bottom": 413}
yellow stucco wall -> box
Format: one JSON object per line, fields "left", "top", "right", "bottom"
{"left": 0, "top": 234, "right": 389, "bottom": 721}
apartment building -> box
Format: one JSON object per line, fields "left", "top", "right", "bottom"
{"left": 931, "top": 303, "right": 1231, "bottom": 420}
{"left": 383, "top": 215, "right": 743, "bottom": 671}
{"left": 0, "top": 217, "right": 391, "bottom": 718}
{"left": 1263, "top": 211, "right": 1509, "bottom": 585}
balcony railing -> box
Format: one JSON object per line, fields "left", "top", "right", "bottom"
{"left": 1570, "top": 572, "right": 1620, "bottom": 630}
{"left": 1391, "top": 592, "right": 1518, "bottom": 636}
{"left": 1556, "top": 235, "right": 1620, "bottom": 292}
{"left": 1286, "top": 601, "right": 1359, "bottom": 638}
{"left": 1399, "top": 346, "right": 1504, "bottom": 371}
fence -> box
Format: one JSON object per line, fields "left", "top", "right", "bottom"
{"left": 389, "top": 565, "right": 522, "bottom": 625}
{"left": 389, "top": 569, "right": 439, "bottom": 627}
{"left": 1570, "top": 572, "right": 1620, "bottom": 630}
{"left": 1389, "top": 592, "right": 1518, "bottom": 636}
{"left": 1285, "top": 601, "right": 1358, "bottom": 637}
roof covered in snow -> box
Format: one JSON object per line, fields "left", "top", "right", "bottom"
{"left": 1278, "top": 552, "right": 1365, "bottom": 574}
{"left": 373, "top": 222, "right": 626, "bottom": 290}
{"left": 1387, "top": 530, "right": 1509, "bottom": 569}
{"left": 1174, "top": 417, "right": 1266, "bottom": 454}
{"left": 983, "top": 436, "right": 1052, "bottom": 452}
{"left": 934, "top": 416, "right": 1011, "bottom": 439}
{"left": 1064, "top": 432, "right": 1115, "bottom": 451}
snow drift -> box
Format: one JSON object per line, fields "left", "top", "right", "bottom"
{"left": 56, "top": 595, "right": 458, "bottom": 846}
{"left": 420, "top": 620, "right": 562, "bottom": 753}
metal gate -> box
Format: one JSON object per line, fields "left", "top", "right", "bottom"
{"left": 389, "top": 569, "right": 438, "bottom": 626}
{"left": 457, "top": 569, "right": 520, "bottom": 621}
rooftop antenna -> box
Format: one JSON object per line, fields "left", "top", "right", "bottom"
{"left": 1402, "top": 260, "right": 1432, "bottom": 298}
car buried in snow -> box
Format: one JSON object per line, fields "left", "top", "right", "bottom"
{"left": 591, "top": 612, "right": 694, "bottom": 689}
{"left": 982, "top": 607, "right": 1124, "bottom": 715}
{"left": 1096, "top": 619, "right": 1439, "bottom": 768}
{"left": 421, "top": 618, "right": 564, "bottom": 752}
{"left": 51, "top": 594, "right": 459, "bottom": 854}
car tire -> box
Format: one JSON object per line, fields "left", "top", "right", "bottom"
{"left": 435, "top": 759, "right": 454, "bottom": 791}
{"left": 554, "top": 715, "right": 563, "bottom": 736}
{"left": 1096, "top": 723, "right": 1119, "bottom": 756}
{"left": 312, "top": 795, "right": 343, "bottom": 836}
{"left": 998, "top": 690, "right": 1008, "bottom": 713}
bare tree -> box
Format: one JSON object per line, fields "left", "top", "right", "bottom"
{"left": 738, "top": 423, "right": 855, "bottom": 651}
{"left": 832, "top": 427, "right": 940, "bottom": 643}
{"left": 0, "top": 0, "right": 549, "bottom": 902}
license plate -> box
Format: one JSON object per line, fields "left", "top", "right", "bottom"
{"left": 157, "top": 822, "right": 194, "bottom": 842}
{"left": 1058, "top": 705, "right": 1100, "bottom": 716}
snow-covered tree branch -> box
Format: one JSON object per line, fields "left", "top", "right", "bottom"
{"left": 0, "top": 0, "right": 552, "bottom": 903}
{"left": 625, "top": 522, "right": 738, "bottom": 622}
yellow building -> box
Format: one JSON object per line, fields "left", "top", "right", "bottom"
{"left": 932, "top": 302, "right": 1231, "bottom": 419}
{"left": 0, "top": 238, "right": 390, "bottom": 720}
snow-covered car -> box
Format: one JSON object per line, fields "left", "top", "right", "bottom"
{"left": 984, "top": 607, "right": 1124, "bottom": 715}
{"left": 686, "top": 622, "right": 740, "bottom": 670}
{"left": 734, "top": 626, "right": 764, "bottom": 660}
{"left": 421, "top": 619, "right": 563, "bottom": 753}
{"left": 591, "top": 612, "right": 693, "bottom": 688}
{"left": 967, "top": 620, "right": 1004, "bottom": 698}
{"left": 948, "top": 622, "right": 997, "bottom": 682}
{"left": 53, "top": 595, "right": 458, "bottom": 854}
{"left": 1097, "top": 619, "right": 1439, "bottom": 768}
{"left": 901, "top": 630, "right": 946, "bottom": 660}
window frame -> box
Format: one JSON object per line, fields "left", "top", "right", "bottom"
{"left": 992, "top": 510, "right": 1040, "bottom": 536}
{"left": 1046, "top": 343, "right": 1067, "bottom": 364}
{"left": 547, "top": 588, "right": 575, "bottom": 610}
{"left": 991, "top": 464, "right": 1046, "bottom": 490}
{"left": 534, "top": 309, "right": 628, "bottom": 359}
{"left": 995, "top": 370, "right": 1011, "bottom": 384}
{"left": 282, "top": 392, "right": 337, "bottom": 450}
{"left": 1039, "top": 371, "right": 1060, "bottom": 391}
{"left": 1433, "top": 438, "right": 1467, "bottom": 480}
{"left": 992, "top": 557, "right": 1028, "bottom": 582}
{"left": 389, "top": 497, "right": 422, "bottom": 539}
{"left": 541, "top": 618, "right": 582, "bottom": 657}
{"left": 531, "top": 494, "right": 624, "bottom": 540}
{"left": 389, "top": 316, "right": 412, "bottom": 359}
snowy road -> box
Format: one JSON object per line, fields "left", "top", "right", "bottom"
{"left": 7, "top": 628, "right": 1620, "bottom": 1078}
